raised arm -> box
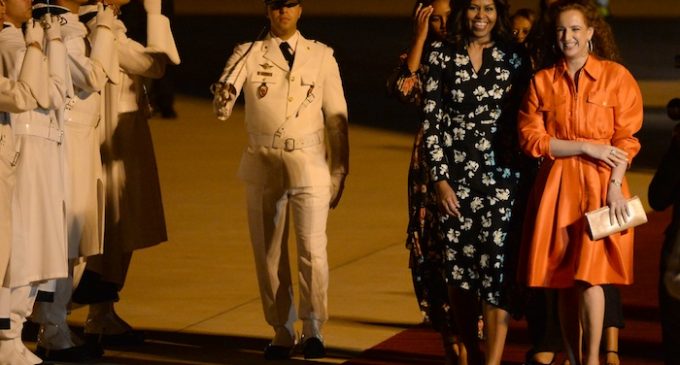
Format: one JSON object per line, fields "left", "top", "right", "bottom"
{"left": 212, "top": 43, "right": 250, "bottom": 121}
{"left": 115, "top": 0, "right": 180, "bottom": 79}
{"left": 0, "top": 22, "right": 47, "bottom": 113}
{"left": 44, "top": 15, "right": 69, "bottom": 109}
{"left": 65, "top": 4, "right": 116, "bottom": 93}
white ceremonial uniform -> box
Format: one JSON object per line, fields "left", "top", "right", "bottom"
{"left": 32, "top": 10, "right": 118, "bottom": 352}
{"left": 0, "top": 20, "right": 68, "bottom": 365}
{"left": 0, "top": 23, "right": 68, "bottom": 289}
{"left": 78, "top": 4, "right": 178, "bottom": 287}
{"left": 0, "top": 30, "right": 47, "bottom": 326}
{"left": 60, "top": 11, "right": 115, "bottom": 259}
{"left": 216, "top": 31, "right": 349, "bottom": 345}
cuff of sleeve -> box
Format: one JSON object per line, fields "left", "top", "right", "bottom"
{"left": 146, "top": 14, "right": 181, "bottom": 65}
{"left": 540, "top": 135, "right": 555, "bottom": 160}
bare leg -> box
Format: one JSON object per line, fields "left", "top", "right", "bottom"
{"left": 482, "top": 302, "right": 509, "bottom": 365}
{"left": 581, "top": 285, "right": 604, "bottom": 365}
{"left": 448, "top": 286, "right": 483, "bottom": 365}
{"left": 442, "top": 332, "right": 458, "bottom": 365}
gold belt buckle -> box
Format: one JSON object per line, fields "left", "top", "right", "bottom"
{"left": 284, "top": 138, "right": 295, "bottom": 151}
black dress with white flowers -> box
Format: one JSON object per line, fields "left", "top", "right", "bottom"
{"left": 421, "top": 39, "right": 529, "bottom": 307}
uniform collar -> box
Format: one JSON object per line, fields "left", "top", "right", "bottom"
{"left": 553, "top": 55, "right": 604, "bottom": 82}
{"left": 270, "top": 30, "right": 300, "bottom": 52}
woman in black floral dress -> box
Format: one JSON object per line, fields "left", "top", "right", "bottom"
{"left": 387, "top": 1, "right": 464, "bottom": 364}
{"left": 421, "top": 0, "right": 529, "bottom": 363}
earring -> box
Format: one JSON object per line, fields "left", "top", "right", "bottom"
{"left": 588, "top": 39, "right": 593, "bottom": 53}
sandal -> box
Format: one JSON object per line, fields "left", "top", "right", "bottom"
{"left": 605, "top": 350, "right": 620, "bottom": 365}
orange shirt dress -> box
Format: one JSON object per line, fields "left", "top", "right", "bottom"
{"left": 517, "top": 56, "right": 643, "bottom": 288}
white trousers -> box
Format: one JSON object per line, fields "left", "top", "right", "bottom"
{"left": 246, "top": 183, "right": 330, "bottom": 345}
{"left": 0, "top": 285, "right": 39, "bottom": 365}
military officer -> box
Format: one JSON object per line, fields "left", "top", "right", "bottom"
{"left": 213, "top": 0, "right": 349, "bottom": 360}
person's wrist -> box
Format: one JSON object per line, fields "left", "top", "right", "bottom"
{"left": 27, "top": 41, "right": 42, "bottom": 51}
{"left": 610, "top": 178, "right": 623, "bottom": 188}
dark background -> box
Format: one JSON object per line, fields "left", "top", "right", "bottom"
{"left": 169, "top": 15, "right": 680, "bottom": 170}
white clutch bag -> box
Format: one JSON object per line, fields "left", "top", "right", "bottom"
{"left": 585, "top": 196, "right": 648, "bottom": 240}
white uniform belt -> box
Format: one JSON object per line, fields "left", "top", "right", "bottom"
{"left": 13, "top": 123, "right": 64, "bottom": 144}
{"left": 248, "top": 129, "right": 324, "bottom": 151}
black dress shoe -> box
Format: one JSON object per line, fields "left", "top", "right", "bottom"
{"left": 302, "top": 337, "right": 326, "bottom": 359}
{"left": 85, "top": 330, "right": 145, "bottom": 347}
{"left": 36, "top": 344, "right": 101, "bottom": 362}
{"left": 263, "top": 343, "right": 292, "bottom": 360}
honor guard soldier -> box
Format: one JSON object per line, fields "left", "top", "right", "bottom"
{"left": 70, "top": 0, "right": 179, "bottom": 348}
{"left": 31, "top": 0, "right": 117, "bottom": 362}
{"left": 0, "top": 0, "right": 69, "bottom": 362}
{"left": 213, "top": 0, "right": 349, "bottom": 360}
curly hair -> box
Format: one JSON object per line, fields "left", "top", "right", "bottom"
{"left": 542, "top": 0, "right": 620, "bottom": 66}
{"left": 450, "top": 0, "right": 513, "bottom": 44}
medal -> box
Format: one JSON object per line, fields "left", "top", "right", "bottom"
{"left": 258, "top": 82, "right": 268, "bottom": 98}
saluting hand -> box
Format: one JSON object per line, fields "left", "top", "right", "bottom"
{"left": 43, "top": 15, "right": 62, "bottom": 42}
{"left": 96, "top": 2, "right": 116, "bottom": 30}
{"left": 24, "top": 19, "right": 44, "bottom": 50}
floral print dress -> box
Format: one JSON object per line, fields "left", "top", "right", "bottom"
{"left": 422, "top": 39, "right": 528, "bottom": 307}
{"left": 387, "top": 44, "right": 452, "bottom": 332}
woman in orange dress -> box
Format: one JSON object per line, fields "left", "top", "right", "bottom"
{"left": 517, "top": 1, "right": 642, "bottom": 364}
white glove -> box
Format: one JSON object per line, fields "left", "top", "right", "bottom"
{"left": 144, "top": 0, "right": 162, "bottom": 14}
{"left": 43, "top": 15, "right": 62, "bottom": 41}
{"left": 24, "top": 19, "right": 44, "bottom": 49}
{"left": 96, "top": 2, "right": 116, "bottom": 29}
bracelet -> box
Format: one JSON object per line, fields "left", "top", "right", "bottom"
{"left": 610, "top": 178, "right": 622, "bottom": 187}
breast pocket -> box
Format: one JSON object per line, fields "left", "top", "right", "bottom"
{"left": 586, "top": 92, "right": 617, "bottom": 137}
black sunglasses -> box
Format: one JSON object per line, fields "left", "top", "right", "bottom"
{"left": 268, "top": 1, "right": 300, "bottom": 10}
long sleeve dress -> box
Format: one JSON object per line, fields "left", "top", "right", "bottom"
{"left": 387, "top": 42, "right": 451, "bottom": 331}
{"left": 518, "top": 56, "right": 643, "bottom": 288}
{"left": 422, "top": 39, "right": 529, "bottom": 307}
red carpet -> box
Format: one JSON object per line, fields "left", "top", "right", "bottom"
{"left": 344, "top": 210, "right": 670, "bottom": 365}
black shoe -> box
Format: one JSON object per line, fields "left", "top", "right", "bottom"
{"left": 302, "top": 337, "right": 326, "bottom": 359}
{"left": 263, "top": 343, "right": 292, "bottom": 360}
{"left": 36, "top": 344, "right": 100, "bottom": 362}
{"left": 85, "top": 330, "right": 145, "bottom": 347}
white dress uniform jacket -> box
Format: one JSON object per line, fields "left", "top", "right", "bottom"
{"left": 81, "top": 5, "right": 179, "bottom": 254}
{"left": 0, "top": 24, "right": 68, "bottom": 288}
{"left": 218, "top": 33, "right": 349, "bottom": 188}
{"left": 0, "top": 34, "right": 47, "bottom": 289}
{"left": 61, "top": 12, "right": 116, "bottom": 258}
